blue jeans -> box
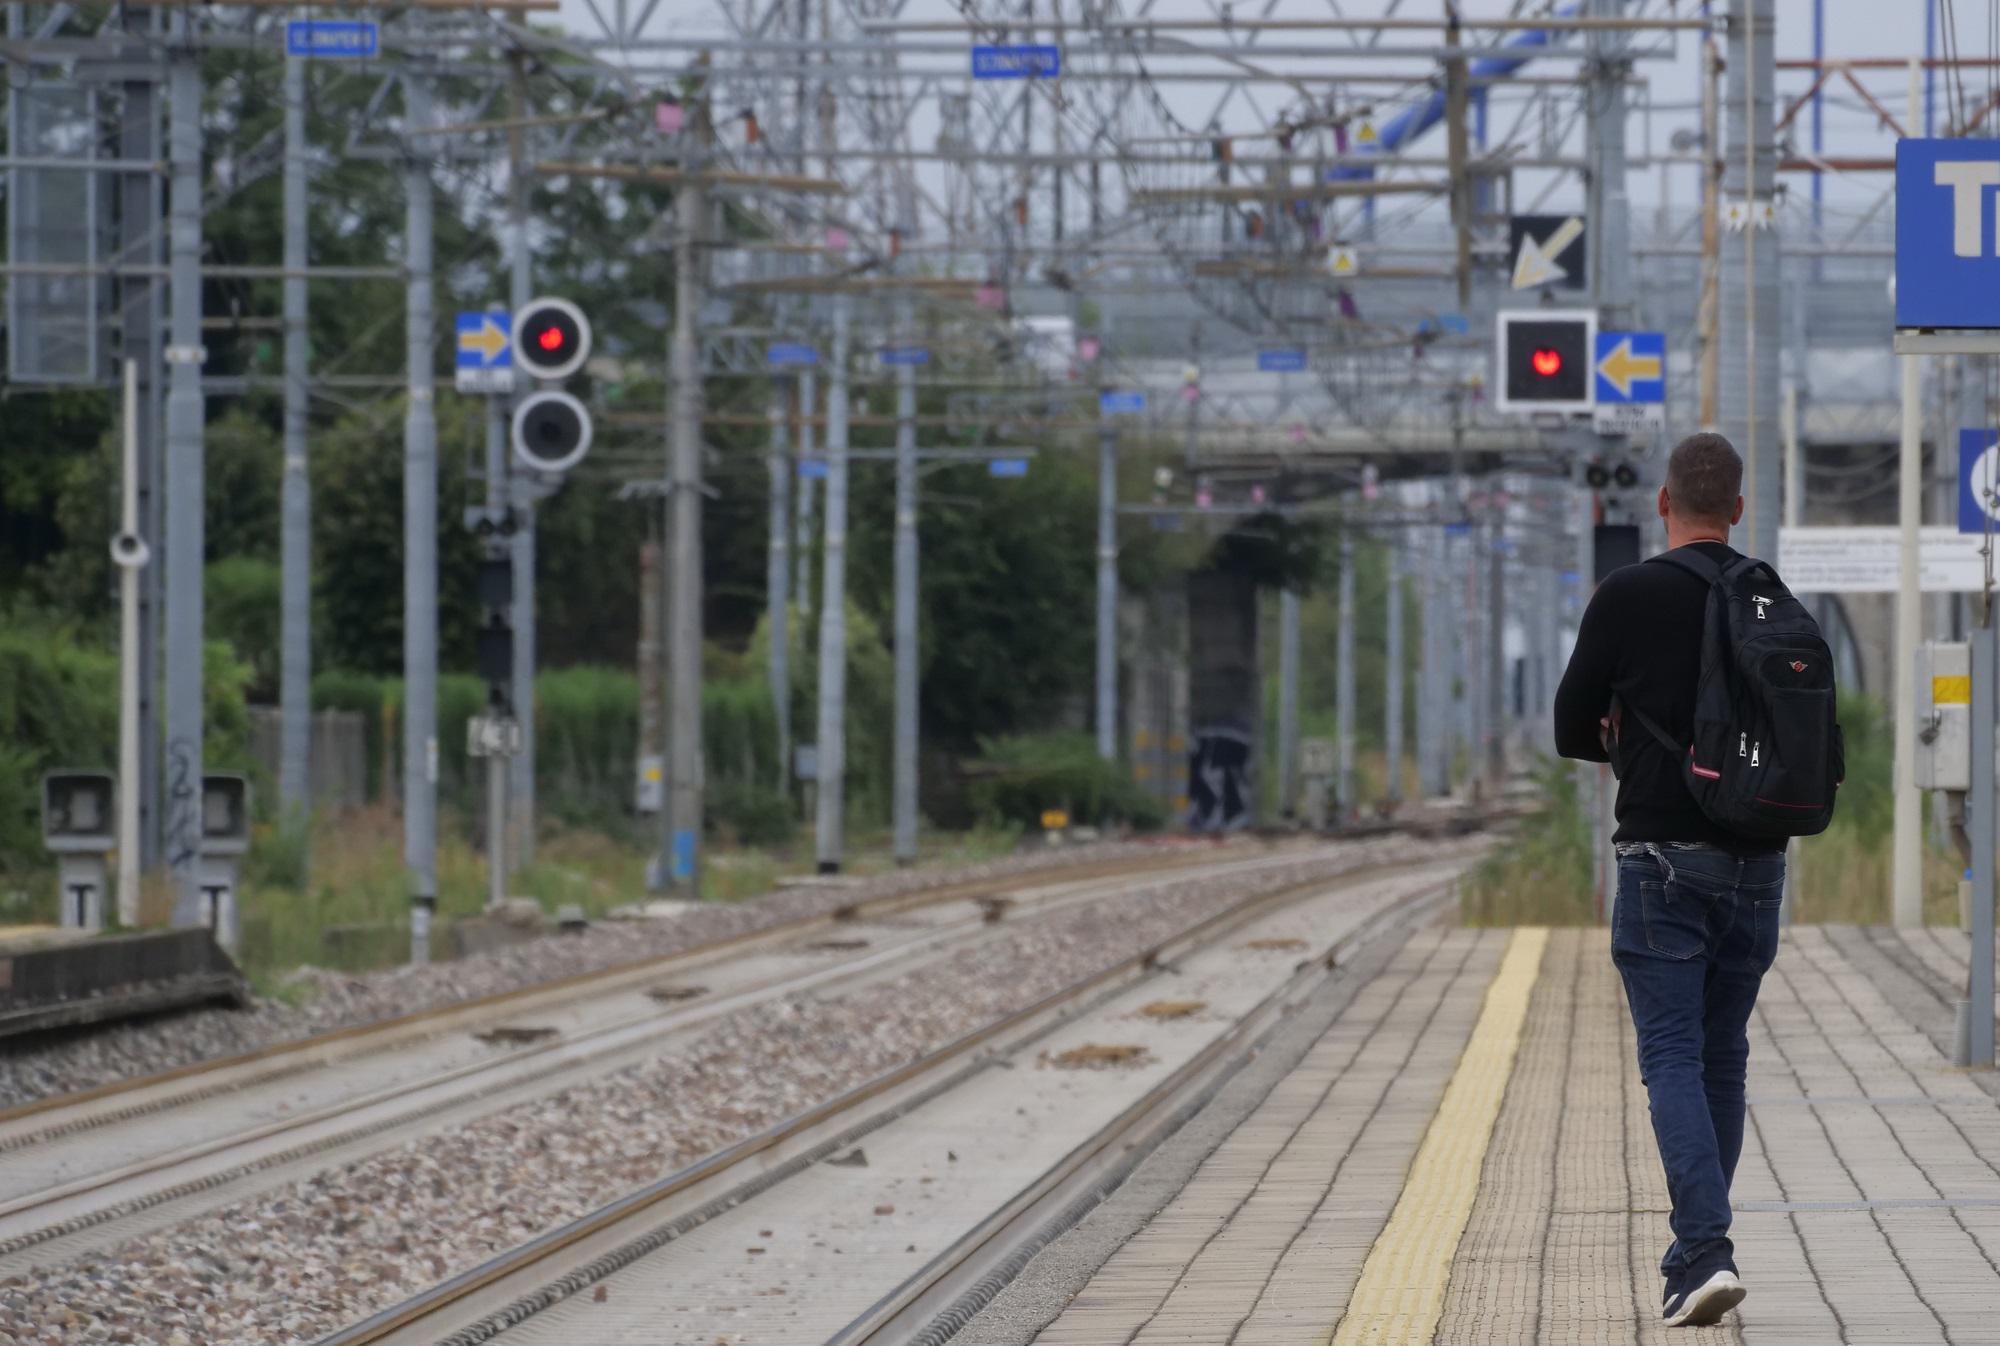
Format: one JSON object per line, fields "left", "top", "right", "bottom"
{"left": 1612, "top": 842, "right": 1785, "bottom": 1281}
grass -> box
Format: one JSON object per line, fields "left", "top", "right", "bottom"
{"left": 1460, "top": 758, "right": 1598, "bottom": 928}
{"left": 221, "top": 807, "right": 1031, "bottom": 985}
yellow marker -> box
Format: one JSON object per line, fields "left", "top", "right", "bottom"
{"left": 1934, "top": 675, "right": 1972, "bottom": 706}
{"left": 1040, "top": 809, "right": 1070, "bottom": 831}
{"left": 1325, "top": 927, "right": 1549, "bottom": 1346}
{"left": 1596, "top": 336, "right": 1663, "bottom": 397}
{"left": 458, "top": 314, "right": 508, "bottom": 361}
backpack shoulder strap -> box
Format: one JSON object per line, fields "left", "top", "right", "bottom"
{"left": 1647, "top": 546, "right": 1725, "bottom": 586}
{"left": 1626, "top": 547, "right": 1728, "bottom": 757}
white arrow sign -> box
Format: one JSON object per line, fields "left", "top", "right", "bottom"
{"left": 1511, "top": 215, "right": 1585, "bottom": 289}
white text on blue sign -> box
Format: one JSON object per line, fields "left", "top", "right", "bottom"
{"left": 767, "top": 343, "right": 818, "bottom": 366}
{"left": 971, "top": 44, "right": 1061, "bottom": 79}
{"left": 286, "top": 20, "right": 379, "bottom": 58}
{"left": 1257, "top": 350, "right": 1306, "bottom": 373}
{"left": 879, "top": 347, "right": 930, "bottom": 366}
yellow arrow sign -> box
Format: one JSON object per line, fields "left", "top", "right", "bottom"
{"left": 458, "top": 314, "right": 509, "bottom": 363}
{"left": 1596, "top": 336, "right": 1662, "bottom": 398}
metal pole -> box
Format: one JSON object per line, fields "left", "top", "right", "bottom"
{"left": 279, "top": 50, "right": 312, "bottom": 830}
{"left": 795, "top": 369, "right": 817, "bottom": 607}
{"left": 1965, "top": 609, "right": 1996, "bottom": 1068}
{"left": 402, "top": 68, "right": 438, "bottom": 964}
{"left": 1486, "top": 512, "right": 1507, "bottom": 788}
{"left": 1894, "top": 59, "right": 1925, "bottom": 929}
{"left": 163, "top": 29, "right": 206, "bottom": 926}
{"left": 663, "top": 151, "right": 706, "bottom": 893}
{"left": 506, "top": 59, "right": 537, "bottom": 872}
{"left": 1384, "top": 539, "right": 1405, "bottom": 807}
{"left": 486, "top": 407, "right": 509, "bottom": 913}
{"left": 814, "top": 293, "right": 852, "bottom": 872}
{"left": 1719, "top": 0, "right": 1780, "bottom": 559}
{"left": 1336, "top": 533, "right": 1356, "bottom": 819}
{"left": 120, "top": 0, "right": 163, "bottom": 878}
{"left": 892, "top": 299, "right": 920, "bottom": 864}
{"left": 1095, "top": 399, "right": 1119, "bottom": 762}
{"left": 1277, "top": 587, "right": 1301, "bottom": 817}
{"left": 768, "top": 380, "right": 793, "bottom": 789}
{"left": 117, "top": 360, "right": 144, "bottom": 927}
{"left": 1419, "top": 509, "right": 1448, "bottom": 797}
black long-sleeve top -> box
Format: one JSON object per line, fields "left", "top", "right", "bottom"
{"left": 1553, "top": 540, "right": 1777, "bottom": 854}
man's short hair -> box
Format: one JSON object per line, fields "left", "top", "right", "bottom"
{"left": 1664, "top": 432, "right": 1742, "bottom": 522}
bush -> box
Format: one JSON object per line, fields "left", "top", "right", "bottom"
{"left": 206, "top": 557, "right": 282, "bottom": 701}
{"left": 0, "top": 624, "right": 252, "bottom": 874}
{"left": 1461, "top": 756, "right": 1596, "bottom": 926}
{"left": 707, "top": 779, "right": 796, "bottom": 847}
{"left": 964, "top": 733, "right": 1166, "bottom": 830}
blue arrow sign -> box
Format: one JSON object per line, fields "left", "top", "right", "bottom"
{"left": 879, "top": 346, "right": 930, "bottom": 366}
{"left": 798, "top": 459, "right": 829, "bottom": 479}
{"left": 1257, "top": 349, "right": 1306, "bottom": 373}
{"left": 455, "top": 311, "right": 512, "bottom": 369}
{"left": 971, "top": 44, "right": 1060, "bottom": 79}
{"left": 1960, "top": 428, "right": 2000, "bottom": 533}
{"left": 988, "top": 458, "right": 1030, "bottom": 478}
{"left": 767, "top": 342, "right": 818, "bottom": 366}
{"left": 1099, "top": 390, "right": 1146, "bottom": 415}
{"left": 286, "top": 19, "right": 379, "bottom": 58}
{"left": 1898, "top": 139, "right": 2000, "bottom": 329}
{"left": 1593, "top": 330, "right": 1665, "bottom": 404}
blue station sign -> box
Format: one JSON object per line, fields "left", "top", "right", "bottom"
{"left": 286, "top": 20, "right": 379, "bottom": 58}
{"left": 1257, "top": 349, "right": 1306, "bottom": 373}
{"left": 878, "top": 347, "right": 930, "bottom": 366}
{"left": 767, "top": 342, "right": 818, "bottom": 366}
{"left": 1099, "top": 390, "right": 1146, "bottom": 415}
{"left": 971, "top": 44, "right": 1061, "bottom": 79}
{"left": 987, "top": 458, "right": 1030, "bottom": 478}
{"left": 1960, "top": 428, "right": 2000, "bottom": 533}
{"left": 1897, "top": 138, "right": 2000, "bottom": 329}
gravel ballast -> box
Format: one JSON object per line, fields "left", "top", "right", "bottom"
{"left": 0, "top": 840, "right": 1184, "bottom": 1109}
{"left": 0, "top": 835, "right": 1482, "bottom": 1346}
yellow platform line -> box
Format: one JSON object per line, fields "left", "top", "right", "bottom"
{"left": 1323, "top": 926, "right": 1549, "bottom": 1346}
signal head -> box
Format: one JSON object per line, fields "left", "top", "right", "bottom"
{"left": 511, "top": 390, "right": 594, "bottom": 474}
{"left": 513, "top": 297, "right": 592, "bottom": 380}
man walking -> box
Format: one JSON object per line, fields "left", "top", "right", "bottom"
{"left": 1555, "top": 431, "right": 1817, "bottom": 1327}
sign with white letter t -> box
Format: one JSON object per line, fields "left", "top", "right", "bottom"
{"left": 1897, "top": 138, "right": 2000, "bottom": 330}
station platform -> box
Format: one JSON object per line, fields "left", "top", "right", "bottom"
{"left": 958, "top": 924, "right": 2000, "bottom": 1346}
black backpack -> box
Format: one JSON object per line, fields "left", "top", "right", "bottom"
{"left": 1628, "top": 549, "right": 1844, "bottom": 840}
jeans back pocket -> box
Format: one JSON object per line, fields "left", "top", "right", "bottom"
{"left": 1639, "top": 879, "right": 1708, "bottom": 960}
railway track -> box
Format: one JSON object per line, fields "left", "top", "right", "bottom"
{"left": 312, "top": 850, "right": 1469, "bottom": 1346}
{"left": 0, "top": 842, "right": 1340, "bottom": 1271}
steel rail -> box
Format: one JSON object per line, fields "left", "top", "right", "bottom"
{"left": 0, "top": 847, "right": 1227, "bottom": 1136}
{"left": 314, "top": 849, "right": 1467, "bottom": 1346}
{"left": 0, "top": 854, "right": 1247, "bottom": 1242}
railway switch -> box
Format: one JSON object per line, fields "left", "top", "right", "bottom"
{"left": 42, "top": 771, "right": 116, "bottom": 931}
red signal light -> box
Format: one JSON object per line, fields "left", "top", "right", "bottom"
{"left": 538, "top": 327, "right": 565, "bottom": 352}
{"left": 1531, "top": 348, "right": 1562, "bottom": 377}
